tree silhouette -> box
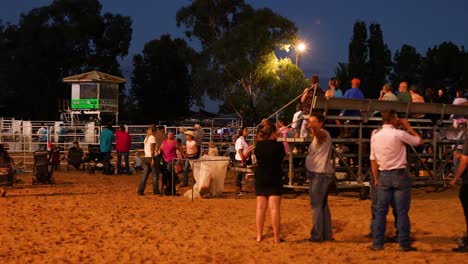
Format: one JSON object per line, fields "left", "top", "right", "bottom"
{"left": 347, "top": 21, "right": 368, "bottom": 94}
{"left": 129, "top": 34, "right": 194, "bottom": 122}
{"left": 462, "top": 50, "right": 468, "bottom": 88}
{"left": 0, "top": 0, "right": 132, "bottom": 119}
{"left": 335, "top": 62, "right": 349, "bottom": 90}
{"left": 390, "top": 44, "right": 422, "bottom": 88}
{"left": 422, "top": 42, "right": 463, "bottom": 97}
{"left": 367, "top": 23, "right": 391, "bottom": 99}
{"left": 177, "top": 0, "right": 298, "bottom": 124}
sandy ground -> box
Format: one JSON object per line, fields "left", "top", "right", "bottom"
{"left": 1, "top": 169, "right": 468, "bottom": 264}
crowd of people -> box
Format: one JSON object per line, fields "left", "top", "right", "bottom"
{"left": 1, "top": 122, "right": 216, "bottom": 197}
{"left": 241, "top": 74, "right": 467, "bottom": 251}
{"left": 247, "top": 109, "right": 467, "bottom": 253}
{"left": 2, "top": 75, "right": 467, "bottom": 252}
{"left": 292, "top": 75, "right": 467, "bottom": 139}
{"left": 136, "top": 124, "right": 214, "bottom": 196}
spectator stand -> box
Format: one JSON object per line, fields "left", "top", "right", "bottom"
{"left": 270, "top": 94, "right": 467, "bottom": 198}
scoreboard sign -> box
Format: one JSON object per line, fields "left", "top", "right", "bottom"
{"left": 71, "top": 99, "right": 99, "bottom": 109}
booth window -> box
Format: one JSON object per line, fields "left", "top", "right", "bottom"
{"left": 100, "top": 83, "right": 118, "bottom": 100}
{"left": 80, "top": 84, "right": 98, "bottom": 99}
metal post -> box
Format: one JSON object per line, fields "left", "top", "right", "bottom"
{"left": 171, "top": 160, "right": 175, "bottom": 196}
{"left": 192, "top": 158, "right": 194, "bottom": 201}
{"left": 288, "top": 141, "right": 293, "bottom": 187}
{"left": 432, "top": 126, "right": 437, "bottom": 181}
{"left": 358, "top": 123, "right": 363, "bottom": 181}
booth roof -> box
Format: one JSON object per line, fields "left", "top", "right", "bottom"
{"left": 62, "top": 70, "right": 126, "bottom": 84}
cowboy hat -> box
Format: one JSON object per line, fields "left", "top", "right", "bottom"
{"left": 184, "top": 130, "right": 197, "bottom": 139}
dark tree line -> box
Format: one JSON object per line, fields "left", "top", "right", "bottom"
{"left": 175, "top": 0, "right": 303, "bottom": 124}
{"left": 337, "top": 21, "right": 468, "bottom": 100}
{"left": 338, "top": 21, "right": 391, "bottom": 99}
{"left": 128, "top": 34, "right": 195, "bottom": 122}
{"left": 0, "top": 0, "right": 132, "bottom": 120}
{"left": 2, "top": 1, "right": 466, "bottom": 122}
{"left": 0, "top": 0, "right": 304, "bottom": 124}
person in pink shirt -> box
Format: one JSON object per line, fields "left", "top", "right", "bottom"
{"left": 115, "top": 124, "right": 132, "bottom": 175}
{"left": 160, "top": 130, "right": 183, "bottom": 195}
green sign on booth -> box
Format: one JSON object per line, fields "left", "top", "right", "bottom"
{"left": 71, "top": 99, "right": 99, "bottom": 109}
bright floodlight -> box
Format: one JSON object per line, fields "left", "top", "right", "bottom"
{"left": 297, "top": 43, "right": 306, "bottom": 52}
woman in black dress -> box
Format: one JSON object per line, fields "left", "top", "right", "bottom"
{"left": 254, "top": 123, "right": 285, "bottom": 243}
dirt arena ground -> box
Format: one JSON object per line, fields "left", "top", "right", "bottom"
{"left": 1, "top": 169, "right": 467, "bottom": 263}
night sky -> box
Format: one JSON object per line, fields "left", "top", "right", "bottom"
{"left": 2, "top": 0, "right": 468, "bottom": 111}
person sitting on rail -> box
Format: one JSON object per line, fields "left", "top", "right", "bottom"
{"left": 378, "top": 83, "right": 398, "bottom": 101}
{"left": 409, "top": 85, "right": 425, "bottom": 119}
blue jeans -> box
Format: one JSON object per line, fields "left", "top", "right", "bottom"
{"left": 137, "top": 157, "right": 160, "bottom": 194}
{"left": 102, "top": 152, "right": 112, "bottom": 174}
{"left": 373, "top": 169, "right": 411, "bottom": 249}
{"left": 460, "top": 184, "right": 468, "bottom": 235}
{"left": 370, "top": 176, "right": 397, "bottom": 235}
{"left": 183, "top": 159, "right": 190, "bottom": 186}
{"left": 162, "top": 160, "right": 176, "bottom": 195}
{"left": 308, "top": 171, "right": 335, "bottom": 241}
{"left": 117, "top": 151, "right": 129, "bottom": 174}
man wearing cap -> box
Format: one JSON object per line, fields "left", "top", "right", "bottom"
{"left": 341, "top": 78, "right": 365, "bottom": 117}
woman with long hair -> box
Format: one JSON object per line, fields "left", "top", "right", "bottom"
{"left": 253, "top": 123, "right": 285, "bottom": 243}
{"left": 137, "top": 126, "right": 160, "bottom": 195}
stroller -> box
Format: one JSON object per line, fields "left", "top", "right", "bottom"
{"left": 84, "top": 144, "right": 114, "bottom": 174}
{"left": 84, "top": 144, "right": 103, "bottom": 174}
{"left": 33, "top": 151, "right": 54, "bottom": 184}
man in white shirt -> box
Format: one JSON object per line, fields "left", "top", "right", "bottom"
{"left": 369, "top": 109, "right": 422, "bottom": 252}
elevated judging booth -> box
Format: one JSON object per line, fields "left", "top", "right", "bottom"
{"left": 62, "top": 71, "right": 126, "bottom": 124}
